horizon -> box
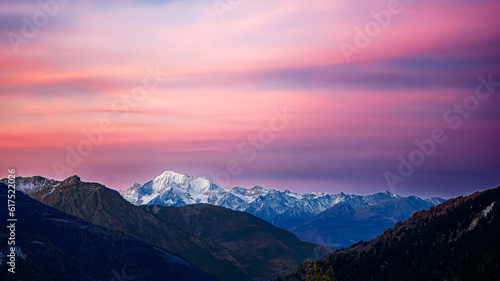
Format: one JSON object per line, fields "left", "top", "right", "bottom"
{"left": 7, "top": 169, "right": 499, "bottom": 199}
{"left": 2, "top": 0, "right": 499, "bottom": 199}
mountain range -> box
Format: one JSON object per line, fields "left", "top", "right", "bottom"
{"left": 119, "top": 170, "right": 445, "bottom": 247}
{"left": 290, "top": 195, "right": 443, "bottom": 248}
{"left": 2, "top": 172, "right": 494, "bottom": 281}
{"left": 0, "top": 182, "right": 218, "bottom": 281}
{"left": 120, "top": 170, "right": 348, "bottom": 229}
{"left": 275, "top": 186, "right": 500, "bottom": 281}
{"left": 1, "top": 176, "right": 331, "bottom": 281}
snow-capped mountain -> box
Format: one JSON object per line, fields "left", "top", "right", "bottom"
{"left": 119, "top": 170, "right": 445, "bottom": 229}
{"left": 1, "top": 172, "right": 446, "bottom": 247}
{"left": 1, "top": 175, "right": 333, "bottom": 280}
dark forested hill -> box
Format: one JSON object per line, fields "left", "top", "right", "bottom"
{"left": 276, "top": 186, "right": 500, "bottom": 281}
{"left": 142, "top": 203, "right": 334, "bottom": 280}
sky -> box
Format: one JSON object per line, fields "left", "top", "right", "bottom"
{"left": 1, "top": 0, "right": 499, "bottom": 198}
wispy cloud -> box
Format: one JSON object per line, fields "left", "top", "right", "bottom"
{"left": 1, "top": 0, "right": 499, "bottom": 197}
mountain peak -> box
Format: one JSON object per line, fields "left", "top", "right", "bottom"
{"left": 379, "top": 190, "right": 399, "bottom": 198}
{"left": 131, "top": 182, "right": 142, "bottom": 191}
{"left": 250, "top": 185, "right": 269, "bottom": 192}
{"left": 160, "top": 170, "right": 188, "bottom": 178}
{"left": 61, "top": 175, "right": 81, "bottom": 185}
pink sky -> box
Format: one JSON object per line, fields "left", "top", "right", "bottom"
{"left": 1, "top": 0, "right": 499, "bottom": 197}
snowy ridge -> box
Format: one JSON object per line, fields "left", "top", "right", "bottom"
{"left": 0, "top": 176, "right": 60, "bottom": 197}
{"left": 119, "top": 170, "right": 342, "bottom": 212}
{"left": 0, "top": 172, "right": 445, "bottom": 231}
{"left": 118, "top": 170, "right": 445, "bottom": 229}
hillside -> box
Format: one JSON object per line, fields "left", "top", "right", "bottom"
{"left": 0, "top": 183, "right": 218, "bottom": 281}
{"left": 143, "top": 204, "right": 334, "bottom": 279}
{"left": 276, "top": 186, "right": 500, "bottom": 281}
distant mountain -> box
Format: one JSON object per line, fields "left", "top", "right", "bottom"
{"left": 119, "top": 170, "right": 445, "bottom": 244}
{"left": 0, "top": 183, "right": 218, "bottom": 281}
{"left": 1, "top": 176, "right": 330, "bottom": 281}
{"left": 120, "top": 170, "right": 346, "bottom": 229}
{"left": 275, "top": 186, "right": 500, "bottom": 281}
{"left": 143, "top": 204, "right": 334, "bottom": 280}
{"left": 291, "top": 195, "right": 441, "bottom": 248}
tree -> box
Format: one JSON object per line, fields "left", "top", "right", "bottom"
{"left": 304, "top": 260, "right": 336, "bottom": 281}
